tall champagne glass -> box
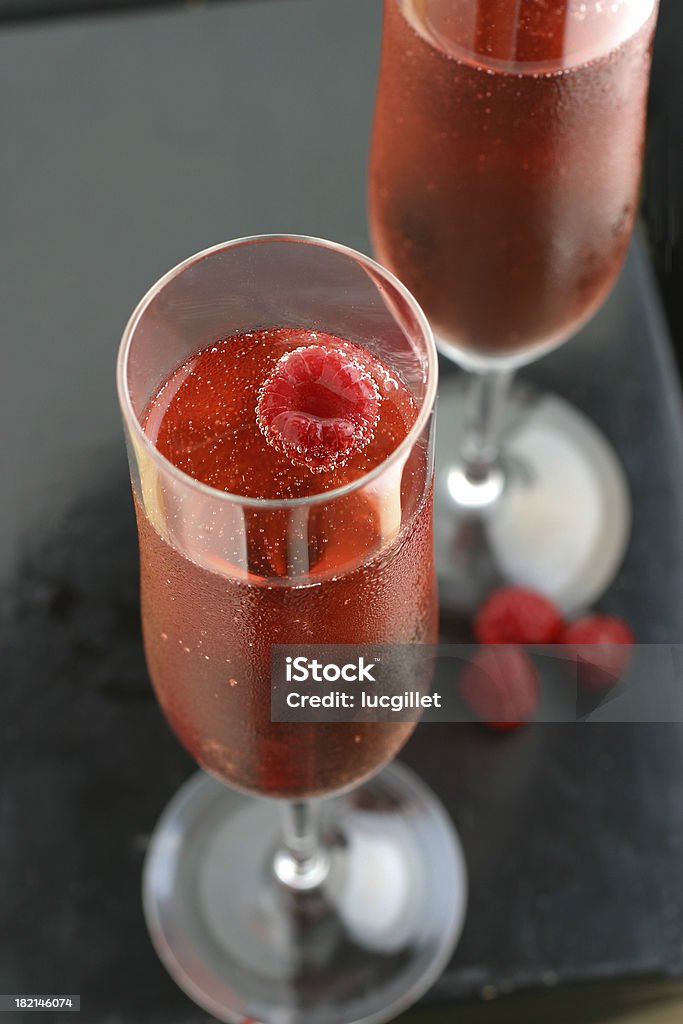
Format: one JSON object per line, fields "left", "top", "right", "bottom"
{"left": 117, "top": 236, "right": 466, "bottom": 1024}
{"left": 369, "top": 0, "right": 659, "bottom": 613}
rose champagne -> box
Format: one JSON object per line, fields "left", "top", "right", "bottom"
{"left": 138, "top": 328, "right": 436, "bottom": 799}
{"left": 369, "top": 0, "right": 658, "bottom": 364}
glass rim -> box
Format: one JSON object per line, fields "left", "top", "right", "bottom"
{"left": 116, "top": 233, "right": 438, "bottom": 510}
{"left": 398, "top": 0, "right": 659, "bottom": 76}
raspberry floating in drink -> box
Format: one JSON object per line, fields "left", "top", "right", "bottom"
{"left": 474, "top": 586, "right": 564, "bottom": 645}
{"left": 147, "top": 327, "right": 416, "bottom": 502}
{"left": 256, "top": 344, "right": 381, "bottom": 472}
{"left": 562, "top": 614, "right": 635, "bottom": 691}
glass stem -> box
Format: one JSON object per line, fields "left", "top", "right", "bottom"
{"left": 448, "top": 368, "right": 514, "bottom": 510}
{"left": 461, "top": 368, "right": 514, "bottom": 476}
{"left": 274, "top": 800, "right": 330, "bottom": 891}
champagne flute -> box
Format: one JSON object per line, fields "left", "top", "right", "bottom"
{"left": 117, "top": 235, "right": 466, "bottom": 1024}
{"left": 370, "top": 0, "right": 659, "bottom": 613}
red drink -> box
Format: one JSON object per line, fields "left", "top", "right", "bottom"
{"left": 369, "top": 0, "right": 657, "bottom": 363}
{"left": 137, "top": 328, "right": 436, "bottom": 799}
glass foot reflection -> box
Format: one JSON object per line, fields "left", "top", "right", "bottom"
{"left": 143, "top": 762, "right": 467, "bottom": 1024}
{"left": 435, "top": 376, "right": 631, "bottom": 617}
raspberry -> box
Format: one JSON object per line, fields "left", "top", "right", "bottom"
{"left": 459, "top": 646, "right": 539, "bottom": 730}
{"left": 256, "top": 344, "right": 380, "bottom": 472}
{"left": 474, "top": 586, "right": 564, "bottom": 645}
{"left": 562, "top": 615, "right": 634, "bottom": 691}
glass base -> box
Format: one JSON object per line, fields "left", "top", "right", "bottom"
{"left": 143, "top": 762, "right": 467, "bottom": 1024}
{"left": 435, "top": 376, "right": 631, "bottom": 617}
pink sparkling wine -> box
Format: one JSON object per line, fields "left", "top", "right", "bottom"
{"left": 369, "top": 0, "right": 657, "bottom": 363}
{"left": 136, "top": 328, "right": 437, "bottom": 798}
